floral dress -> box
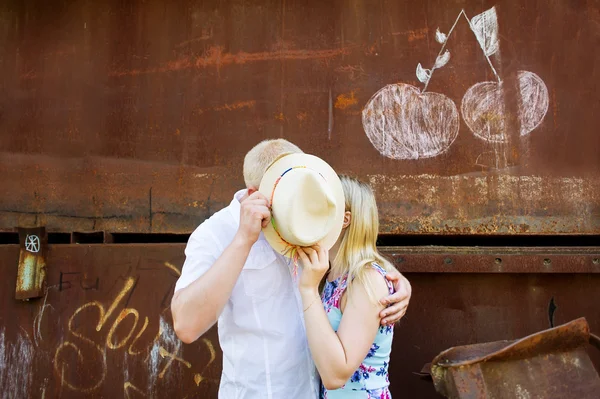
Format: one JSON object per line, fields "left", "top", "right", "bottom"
{"left": 320, "top": 263, "right": 394, "bottom": 399}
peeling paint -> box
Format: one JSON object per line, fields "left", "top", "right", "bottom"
{"left": 367, "top": 174, "right": 600, "bottom": 234}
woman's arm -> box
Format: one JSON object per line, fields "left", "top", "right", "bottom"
{"left": 298, "top": 247, "right": 388, "bottom": 390}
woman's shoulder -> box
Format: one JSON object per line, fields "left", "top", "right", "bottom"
{"left": 360, "top": 263, "right": 391, "bottom": 295}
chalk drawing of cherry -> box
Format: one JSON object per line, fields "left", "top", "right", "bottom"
{"left": 459, "top": 7, "right": 549, "bottom": 143}
{"left": 361, "top": 21, "right": 459, "bottom": 160}
{"left": 362, "top": 5, "right": 550, "bottom": 158}
{"left": 461, "top": 79, "right": 508, "bottom": 143}
{"left": 462, "top": 70, "right": 549, "bottom": 142}
{"left": 362, "top": 83, "right": 459, "bottom": 160}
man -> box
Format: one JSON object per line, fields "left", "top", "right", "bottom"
{"left": 171, "top": 139, "right": 411, "bottom": 399}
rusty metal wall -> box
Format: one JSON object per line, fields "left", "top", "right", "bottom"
{"left": 1, "top": 245, "right": 599, "bottom": 398}
{"left": 0, "top": 244, "right": 221, "bottom": 399}
{"left": 1, "top": 0, "right": 599, "bottom": 234}
{"left": 1, "top": 0, "right": 599, "bottom": 398}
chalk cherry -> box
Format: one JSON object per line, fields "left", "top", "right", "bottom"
{"left": 362, "top": 83, "right": 459, "bottom": 160}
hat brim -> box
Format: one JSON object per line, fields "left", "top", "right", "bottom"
{"left": 258, "top": 153, "right": 345, "bottom": 258}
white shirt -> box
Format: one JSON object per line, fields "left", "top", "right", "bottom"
{"left": 175, "top": 189, "right": 319, "bottom": 399}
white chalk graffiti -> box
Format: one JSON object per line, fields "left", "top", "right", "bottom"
{"left": 462, "top": 71, "right": 549, "bottom": 142}
{"left": 516, "top": 71, "right": 549, "bottom": 136}
{"left": 362, "top": 6, "right": 549, "bottom": 160}
{"left": 461, "top": 80, "right": 507, "bottom": 142}
{"left": 25, "top": 235, "right": 40, "bottom": 253}
{"left": 362, "top": 84, "right": 459, "bottom": 160}
{"left": 0, "top": 327, "right": 34, "bottom": 399}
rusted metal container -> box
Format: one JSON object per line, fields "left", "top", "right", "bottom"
{"left": 1, "top": 244, "right": 599, "bottom": 398}
{"left": 0, "top": 0, "right": 599, "bottom": 398}
{"left": 430, "top": 318, "right": 600, "bottom": 399}
{"left": 0, "top": 0, "right": 598, "bottom": 235}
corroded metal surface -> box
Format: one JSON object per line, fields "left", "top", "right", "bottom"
{"left": 430, "top": 318, "right": 600, "bottom": 398}
{"left": 1, "top": 244, "right": 600, "bottom": 398}
{"left": 391, "top": 272, "right": 600, "bottom": 398}
{"left": 1, "top": 0, "right": 599, "bottom": 234}
{"left": 0, "top": 245, "right": 220, "bottom": 399}
{"left": 380, "top": 246, "right": 600, "bottom": 273}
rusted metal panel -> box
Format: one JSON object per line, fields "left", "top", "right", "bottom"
{"left": 380, "top": 247, "right": 600, "bottom": 273}
{"left": 1, "top": 244, "right": 599, "bottom": 398}
{"left": 430, "top": 318, "right": 600, "bottom": 398}
{"left": 15, "top": 226, "right": 48, "bottom": 300}
{"left": 0, "top": 0, "right": 598, "bottom": 234}
{"left": 0, "top": 244, "right": 220, "bottom": 399}
{"left": 390, "top": 271, "right": 600, "bottom": 398}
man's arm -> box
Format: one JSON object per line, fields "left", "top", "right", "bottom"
{"left": 171, "top": 192, "right": 270, "bottom": 344}
{"left": 171, "top": 235, "right": 253, "bottom": 343}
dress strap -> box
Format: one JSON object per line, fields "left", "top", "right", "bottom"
{"left": 369, "top": 262, "right": 394, "bottom": 295}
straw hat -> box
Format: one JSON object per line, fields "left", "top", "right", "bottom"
{"left": 258, "top": 153, "right": 345, "bottom": 258}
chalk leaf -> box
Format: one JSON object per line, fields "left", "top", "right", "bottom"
{"left": 435, "top": 28, "right": 447, "bottom": 44}
{"left": 416, "top": 63, "right": 431, "bottom": 83}
{"left": 470, "top": 6, "right": 500, "bottom": 56}
{"left": 434, "top": 50, "right": 451, "bottom": 69}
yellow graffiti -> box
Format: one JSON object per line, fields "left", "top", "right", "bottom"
{"left": 124, "top": 381, "right": 145, "bottom": 398}
{"left": 54, "top": 340, "right": 106, "bottom": 393}
{"left": 106, "top": 308, "right": 140, "bottom": 350}
{"left": 128, "top": 316, "right": 150, "bottom": 355}
{"left": 54, "top": 278, "right": 136, "bottom": 392}
{"left": 158, "top": 346, "right": 192, "bottom": 378}
{"left": 164, "top": 262, "right": 181, "bottom": 276}
{"left": 53, "top": 275, "right": 219, "bottom": 396}
{"left": 193, "top": 339, "right": 217, "bottom": 386}
{"left": 95, "top": 277, "right": 136, "bottom": 331}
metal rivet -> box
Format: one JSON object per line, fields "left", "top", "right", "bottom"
{"left": 495, "top": 258, "right": 502, "bottom": 265}
{"left": 444, "top": 257, "right": 453, "bottom": 265}
{"left": 543, "top": 258, "right": 552, "bottom": 266}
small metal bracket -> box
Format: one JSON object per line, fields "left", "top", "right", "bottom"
{"left": 15, "top": 226, "right": 48, "bottom": 300}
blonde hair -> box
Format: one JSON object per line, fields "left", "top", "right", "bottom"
{"left": 243, "top": 139, "right": 303, "bottom": 188}
{"left": 331, "top": 175, "right": 396, "bottom": 304}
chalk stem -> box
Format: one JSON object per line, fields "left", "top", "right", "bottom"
{"left": 422, "top": 10, "right": 466, "bottom": 93}
{"left": 422, "top": 9, "right": 502, "bottom": 92}
{"left": 463, "top": 13, "right": 501, "bottom": 83}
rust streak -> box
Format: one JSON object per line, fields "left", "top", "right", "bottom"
{"left": 391, "top": 28, "right": 429, "bottom": 42}
{"left": 198, "top": 100, "right": 256, "bottom": 115}
{"left": 213, "top": 100, "right": 256, "bottom": 112}
{"left": 110, "top": 46, "right": 350, "bottom": 77}
{"left": 175, "top": 30, "right": 213, "bottom": 48}
{"left": 334, "top": 91, "right": 358, "bottom": 110}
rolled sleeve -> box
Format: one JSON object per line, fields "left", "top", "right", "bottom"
{"left": 174, "top": 223, "right": 221, "bottom": 293}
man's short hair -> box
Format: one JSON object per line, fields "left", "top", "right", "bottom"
{"left": 243, "top": 139, "right": 303, "bottom": 188}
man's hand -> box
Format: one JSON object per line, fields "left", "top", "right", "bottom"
{"left": 235, "top": 191, "right": 271, "bottom": 246}
{"left": 379, "top": 269, "right": 411, "bottom": 325}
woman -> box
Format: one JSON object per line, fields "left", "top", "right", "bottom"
{"left": 298, "top": 175, "right": 396, "bottom": 398}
